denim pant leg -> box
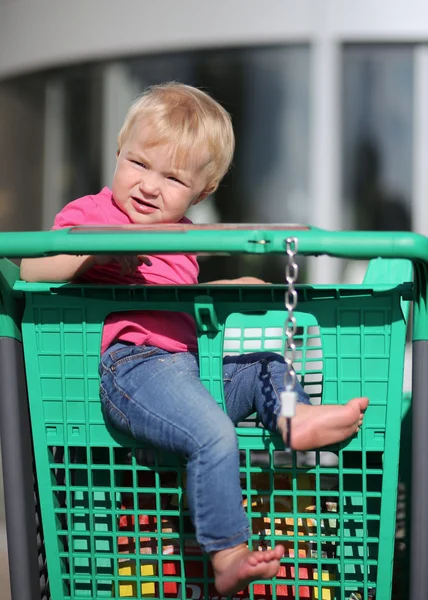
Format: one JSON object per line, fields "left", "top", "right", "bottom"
{"left": 223, "top": 352, "right": 311, "bottom": 428}
{"left": 99, "top": 343, "right": 250, "bottom": 553}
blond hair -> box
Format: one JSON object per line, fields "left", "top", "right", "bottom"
{"left": 117, "top": 82, "right": 235, "bottom": 194}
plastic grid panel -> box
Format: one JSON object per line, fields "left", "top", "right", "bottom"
{"left": 35, "top": 467, "right": 51, "bottom": 600}
{"left": 21, "top": 285, "right": 406, "bottom": 600}
{"left": 224, "top": 314, "right": 324, "bottom": 405}
{"left": 44, "top": 444, "right": 382, "bottom": 599}
{"left": 240, "top": 447, "right": 381, "bottom": 600}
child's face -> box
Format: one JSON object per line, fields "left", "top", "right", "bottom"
{"left": 112, "top": 122, "right": 209, "bottom": 225}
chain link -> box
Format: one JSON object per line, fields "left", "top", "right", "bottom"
{"left": 284, "top": 237, "right": 298, "bottom": 391}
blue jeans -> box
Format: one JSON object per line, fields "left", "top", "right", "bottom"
{"left": 99, "top": 342, "right": 310, "bottom": 553}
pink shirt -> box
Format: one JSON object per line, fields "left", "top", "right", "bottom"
{"left": 52, "top": 187, "right": 199, "bottom": 354}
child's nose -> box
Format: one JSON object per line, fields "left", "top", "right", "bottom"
{"left": 139, "top": 173, "right": 160, "bottom": 196}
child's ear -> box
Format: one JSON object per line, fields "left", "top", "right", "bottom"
{"left": 193, "top": 185, "right": 216, "bottom": 205}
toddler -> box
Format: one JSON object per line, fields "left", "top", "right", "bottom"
{"left": 20, "top": 82, "right": 368, "bottom": 596}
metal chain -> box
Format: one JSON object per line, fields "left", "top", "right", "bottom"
{"left": 284, "top": 237, "right": 298, "bottom": 391}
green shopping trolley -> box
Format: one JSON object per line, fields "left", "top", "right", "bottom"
{"left": 0, "top": 225, "right": 426, "bottom": 600}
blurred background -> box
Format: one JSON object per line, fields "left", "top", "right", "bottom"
{"left": 0, "top": 0, "right": 423, "bottom": 596}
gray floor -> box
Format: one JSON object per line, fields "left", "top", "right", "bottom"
{"left": 0, "top": 525, "right": 10, "bottom": 600}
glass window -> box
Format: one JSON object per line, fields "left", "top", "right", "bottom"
{"left": 0, "top": 65, "right": 104, "bottom": 231}
{"left": 62, "top": 67, "right": 103, "bottom": 202}
{"left": 342, "top": 44, "right": 414, "bottom": 233}
{"left": 0, "top": 75, "right": 45, "bottom": 231}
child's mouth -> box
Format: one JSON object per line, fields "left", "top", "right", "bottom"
{"left": 131, "top": 197, "right": 158, "bottom": 214}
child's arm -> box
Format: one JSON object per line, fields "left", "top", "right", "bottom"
{"left": 207, "top": 277, "right": 268, "bottom": 284}
{"left": 20, "top": 255, "right": 96, "bottom": 283}
{"left": 20, "top": 254, "right": 152, "bottom": 283}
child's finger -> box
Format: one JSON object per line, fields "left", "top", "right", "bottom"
{"left": 138, "top": 255, "right": 152, "bottom": 266}
{"left": 116, "top": 255, "right": 151, "bottom": 274}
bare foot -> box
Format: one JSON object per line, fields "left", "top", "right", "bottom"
{"left": 211, "top": 543, "right": 284, "bottom": 596}
{"left": 278, "top": 397, "right": 369, "bottom": 451}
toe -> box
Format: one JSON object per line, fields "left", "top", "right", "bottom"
{"left": 360, "top": 397, "right": 369, "bottom": 410}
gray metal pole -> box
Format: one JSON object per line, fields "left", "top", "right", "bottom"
{"left": 410, "top": 340, "right": 428, "bottom": 599}
{"left": 0, "top": 338, "right": 40, "bottom": 600}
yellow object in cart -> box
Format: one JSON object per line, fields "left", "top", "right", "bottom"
{"left": 118, "top": 559, "right": 156, "bottom": 597}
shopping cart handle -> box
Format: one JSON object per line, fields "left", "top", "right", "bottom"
{"left": 0, "top": 225, "right": 427, "bottom": 262}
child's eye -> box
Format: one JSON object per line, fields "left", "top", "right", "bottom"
{"left": 168, "top": 176, "right": 185, "bottom": 185}
{"left": 131, "top": 160, "right": 147, "bottom": 169}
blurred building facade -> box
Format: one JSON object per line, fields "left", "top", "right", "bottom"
{"left": 0, "top": 0, "right": 427, "bottom": 284}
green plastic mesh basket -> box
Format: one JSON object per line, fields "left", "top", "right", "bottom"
{"left": 16, "top": 274, "right": 409, "bottom": 600}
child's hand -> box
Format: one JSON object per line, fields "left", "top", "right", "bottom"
{"left": 232, "top": 276, "right": 269, "bottom": 284}
{"left": 94, "top": 255, "right": 152, "bottom": 275}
